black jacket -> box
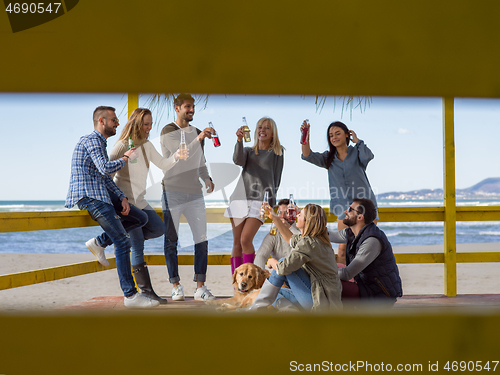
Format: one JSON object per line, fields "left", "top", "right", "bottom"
{"left": 346, "top": 223, "right": 403, "bottom": 301}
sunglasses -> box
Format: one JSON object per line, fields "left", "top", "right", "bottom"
{"left": 348, "top": 206, "right": 363, "bottom": 215}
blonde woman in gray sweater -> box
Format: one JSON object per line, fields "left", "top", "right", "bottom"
{"left": 224, "top": 117, "right": 284, "bottom": 275}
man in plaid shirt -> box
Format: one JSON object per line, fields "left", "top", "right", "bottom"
{"left": 65, "top": 106, "right": 159, "bottom": 308}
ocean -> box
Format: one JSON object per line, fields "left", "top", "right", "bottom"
{"left": 1, "top": 199, "right": 500, "bottom": 254}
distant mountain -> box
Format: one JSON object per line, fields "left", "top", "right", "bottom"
{"left": 461, "top": 177, "right": 500, "bottom": 194}
{"left": 377, "top": 177, "right": 500, "bottom": 200}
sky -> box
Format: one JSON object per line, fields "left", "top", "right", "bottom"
{"left": 1, "top": 93, "right": 500, "bottom": 202}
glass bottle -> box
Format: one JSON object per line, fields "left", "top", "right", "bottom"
{"left": 242, "top": 117, "right": 251, "bottom": 142}
{"left": 288, "top": 194, "right": 297, "bottom": 222}
{"left": 269, "top": 222, "right": 277, "bottom": 236}
{"left": 128, "top": 136, "right": 137, "bottom": 164}
{"left": 260, "top": 191, "right": 269, "bottom": 219}
{"left": 209, "top": 122, "right": 221, "bottom": 147}
{"left": 300, "top": 119, "right": 310, "bottom": 145}
{"left": 179, "top": 130, "right": 188, "bottom": 160}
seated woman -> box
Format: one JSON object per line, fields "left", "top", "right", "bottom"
{"left": 249, "top": 203, "right": 342, "bottom": 311}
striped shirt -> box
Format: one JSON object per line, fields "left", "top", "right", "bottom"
{"left": 65, "top": 130, "right": 126, "bottom": 208}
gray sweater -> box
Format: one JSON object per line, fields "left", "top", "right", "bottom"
{"left": 255, "top": 224, "right": 301, "bottom": 269}
{"left": 160, "top": 123, "right": 211, "bottom": 194}
{"left": 230, "top": 141, "right": 284, "bottom": 207}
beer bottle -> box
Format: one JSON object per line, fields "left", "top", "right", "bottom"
{"left": 242, "top": 117, "right": 251, "bottom": 142}
{"left": 128, "top": 136, "right": 137, "bottom": 164}
{"left": 179, "top": 130, "right": 188, "bottom": 160}
{"left": 260, "top": 191, "right": 269, "bottom": 220}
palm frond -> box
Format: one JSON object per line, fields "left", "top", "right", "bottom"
{"left": 138, "top": 93, "right": 210, "bottom": 128}
{"left": 138, "top": 93, "right": 372, "bottom": 126}
{"left": 316, "top": 95, "right": 372, "bottom": 120}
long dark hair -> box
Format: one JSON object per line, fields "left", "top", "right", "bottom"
{"left": 325, "top": 121, "right": 350, "bottom": 168}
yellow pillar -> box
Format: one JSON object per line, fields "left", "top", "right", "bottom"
{"left": 128, "top": 93, "right": 139, "bottom": 118}
{"left": 443, "top": 97, "right": 457, "bottom": 296}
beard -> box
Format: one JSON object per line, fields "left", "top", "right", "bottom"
{"left": 182, "top": 113, "right": 194, "bottom": 122}
{"left": 103, "top": 123, "right": 116, "bottom": 137}
{"left": 343, "top": 215, "right": 357, "bottom": 227}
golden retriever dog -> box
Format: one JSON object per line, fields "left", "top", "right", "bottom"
{"left": 205, "top": 263, "right": 270, "bottom": 311}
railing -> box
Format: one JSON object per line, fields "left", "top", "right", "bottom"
{"left": 1, "top": 206, "right": 499, "bottom": 294}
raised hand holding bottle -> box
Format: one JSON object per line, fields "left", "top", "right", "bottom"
{"left": 300, "top": 119, "right": 310, "bottom": 145}
{"left": 260, "top": 191, "right": 269, "bottom": 220}
{"left": 242, "top": 117, "right": 251, "bottom": 142}
{"left": 179, "top": 130, "right": 188, "bottom": 160}
{"left": 209, "top": 122, "right": 221, "bottom": 147}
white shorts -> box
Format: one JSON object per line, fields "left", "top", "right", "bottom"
{"left": 224, "top": 200, "right": 265, "bottom": 225}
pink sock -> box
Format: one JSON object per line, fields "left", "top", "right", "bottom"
{"left": 242, "top": 253, "right": 255, "bottom": 264}
{"left": 231, "top": 256, "right": 243, "bottom": 275}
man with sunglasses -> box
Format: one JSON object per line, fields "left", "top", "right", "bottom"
{"left": 329, "top": 198, "right": 402, "bottom": 304}
{"left": 254, "top": 198, "right": 301, "bottom": 269}
{"left": 65, "top": 106, "right": 158, "bottom": 308}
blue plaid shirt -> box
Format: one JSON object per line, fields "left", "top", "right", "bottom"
{"left": 65, "top": 130, "right": 126, "bottom": 208}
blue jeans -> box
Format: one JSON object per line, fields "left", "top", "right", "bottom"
{"left": 95, "top": 192, "right": 149, "bottom": 252}
{"left": 128, "top": 205, "right": 165, "bottom": 266}
{"left": 77, "top": 197, "right": 144, "bottom": 297}
{"left": 162, "top": 190, "right": 208, "bottom": 283}
{"left": 268, "top": 260, "right": 313, "bottom": 310}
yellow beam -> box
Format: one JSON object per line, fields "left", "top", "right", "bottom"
{"left": 377, "top": 207, "right": 445, "bottom": 222}
{"left": 144, "top": 254, "right": 231, "bottom": 266}
{"left": 394, "top": 253, "right": 445, "bottom": 264}
{"left": 0, "top": 210, "right": 98, "bottom": 232}
{"left": 456, "top": 252, "right": 500, "bottom": 263}
{"left": 443, "top": 97, "right": 457, "bottom": 297}
{"left": 128, "top": 93, "right": 139, "bottom": 117}
{"left": 456, "top": 206, "right": 500, "bottom": 221}
{"left": 0, "top": 254, "right": 230, "bottom": 291}
{"left": 1, "top": 313, "right": 500, "bottom": 375}
{"left": 6, "top": 206, "right": 500, "bottom": 233}
{"left": 2, "top": 252, "right": 499, "bottom": 291}
{"left": 2, "top": 1, "right": 500, "bottom": 98}
{"left": 0, "top": 259, "right": 114, "bottom": 291}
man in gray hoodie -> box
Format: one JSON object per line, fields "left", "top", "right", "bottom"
{"left": 160, "top": 93, "right": 215, "bottom": 302}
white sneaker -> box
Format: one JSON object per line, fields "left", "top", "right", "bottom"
{"left": 124, "top": 293, "right": 160, "bottom": 308}
{"left": 171, "top": 285, "right": 185, "bottom": 301}
{"left": 85, "top": 238, "right": 109, "bottom": 267}
{"left": 194, "top": 285, "right": 216, "bottom": 302}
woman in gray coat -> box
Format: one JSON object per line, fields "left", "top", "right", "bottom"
{"left": 249, "top": 203, "right": 342, "bottom": 312}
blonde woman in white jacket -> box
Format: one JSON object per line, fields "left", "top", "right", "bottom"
{"left": 94, "top": 108, "right": 182, "bottom": 304}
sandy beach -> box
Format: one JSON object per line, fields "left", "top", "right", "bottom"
{"left": 0, "top": 243, "right": 499, "bottom": 311}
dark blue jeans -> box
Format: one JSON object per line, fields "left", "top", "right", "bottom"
{"left": 162, "top": 190, "right": 208, "bottom": 283}
{"left": 128, "top": 205, "right": 165, "bottom": 266}
{"left": 95, "top": 193, "right": 149, "bottom": 249}
{"left": 78, "top": 197, "right": 146, "bottom": 297}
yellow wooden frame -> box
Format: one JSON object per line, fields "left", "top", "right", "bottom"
{"left": 3, "top": 1, "right": 500, "bottom": 370}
